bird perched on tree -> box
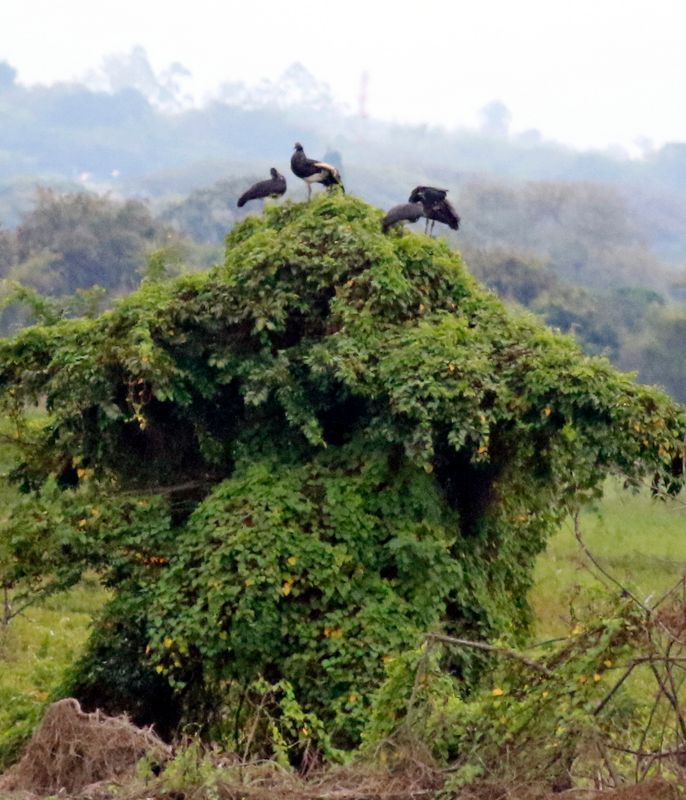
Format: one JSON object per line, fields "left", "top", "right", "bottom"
{"left": 237, "top": 168, "right": 287, "bottom": 208}
{"left": 381, "top": 202, "right": 425, "bottom": 233}
{"left": 290, "top": 142, "right": 344, "bottom": 200}
{"left": 408, "top": 186, "right": 460, "bottom": 236}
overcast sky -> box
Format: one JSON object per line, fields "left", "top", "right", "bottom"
{"left": 2, "top": 0, "right": 685, "bottom": 152}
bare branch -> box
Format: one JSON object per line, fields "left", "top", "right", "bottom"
{"left": 426, "top": 633, "right": 552, "bottom": 675}
{"left": 573, "top": 510, "right": 650, "bottom": 614}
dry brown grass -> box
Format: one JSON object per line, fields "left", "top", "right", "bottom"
{"left": 0, "top": 698, "right": 170, "bottom": 796}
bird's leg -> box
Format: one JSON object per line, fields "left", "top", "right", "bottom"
{"left": 430, "top": 220, "right": 436, "bottom": 237}
{"left": 424, "top": 218, "right": 429, "bottom": 235}
{"left": 307, "top": 183, "right": 312, "bottom": 202}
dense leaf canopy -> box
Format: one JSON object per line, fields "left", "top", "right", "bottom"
{"left": 0, "top": 194, "right": 683, "bottom": 749}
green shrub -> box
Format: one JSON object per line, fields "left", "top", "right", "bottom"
{"left": 0, "top": 194, "right": 683, "bottom": 755}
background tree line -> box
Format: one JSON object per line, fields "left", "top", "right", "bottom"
{"left": 1, "top": 50, "right": 686, "bottom": 401}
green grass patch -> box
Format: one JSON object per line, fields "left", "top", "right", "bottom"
{"left": 0, "top": 410, "right": 109, "bottom": 769}
{"left": 0, "top": 578, "right": 109, "bottom": 769}
{"left": 531, "top": 479, "right": 686, "bottom": 638}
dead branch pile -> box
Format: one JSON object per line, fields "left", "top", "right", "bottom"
{"left": 0, "top": 698, "right": 170, "bottom": 796}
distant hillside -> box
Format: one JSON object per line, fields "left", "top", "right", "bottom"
{"left": 2, "top": 56, "right": 686, "bottom": 270}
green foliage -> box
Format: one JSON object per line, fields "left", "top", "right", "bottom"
{"left": 145, "top": 448, "right": 462, "bottom": 749}
{"left": 628, "top": 303, "right": 686, "bottom": 402}
{"left": 0, "top": 194, "right": 683, "bottom": 755}
{"left": 6, "top": 188, "right": 176, "bottom": 296}
{"left": 364, "top": 601, "right": 648, "bottom": 789}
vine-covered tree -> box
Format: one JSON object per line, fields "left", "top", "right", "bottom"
{"left": 0, "top": 195, "right": 683, "bottom": 755}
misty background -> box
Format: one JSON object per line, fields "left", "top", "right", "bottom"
{"left": 1, "top": 45, "right": 686, "bottom": 400}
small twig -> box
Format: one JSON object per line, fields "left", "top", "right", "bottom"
{"left": 649, "top": 661, "right": 686, "bottom": 742}
{"left": 573, "top": 510, "right": 650, "bottom": 613}
{"left": 653, "top": 577, "right": 686, "bottom": 612}
{"left": 596, "top": 739, "right": 621, "bottom": 788}
{"left": 524, "top": 635, "right": 570, "bottom": 651}
{"left": 406, "top": 638, "right": 436, "bottom": 720}
{"left": 242, "top": 689, "right": 271, "bottom": 762}
{"left": 635, "top": 685, "right": 663, "bottom": 783}
{"left": 594, "top": 662, "right": 636, "bottom": 716}
{"left": 425, "top": 633, "right": 552, "bottom": 675}
{"left": 609, "top": 743, "right": 686, "bottom": 760}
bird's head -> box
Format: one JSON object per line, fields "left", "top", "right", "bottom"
{"left": 270, "top": 167, "right": 278, "bottom": 178}
{"left": 293, "top": 142, "right": 303, "bottom": 151}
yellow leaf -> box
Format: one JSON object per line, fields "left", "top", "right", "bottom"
{"left": 245, "top": 578, "right": 254, "bottom": 587}
{"left": 282, "top": 581, "right": 293, "bottom": 596}
{"left": 423, "top": 463, "right": 434, "bottom": 474}
{"left": 78, "top": 518, "right": 88, "bottom": 528}
{"left": 163, "top": 637, "right": 174, "bottom": 649}
{"left": 155, "top": 665, "right": 165, "bottom": 674}
{"left": 287, "top": 556, "right": 298, "bottom": 566}
{"left": 571, "top": 624, "right": 584, "bottom": 635}
{"left": 603, "top": 659, "right": 613, "bottom": 668}
{"left": 593, "top": 673, "right": 602, "bottom": 682}
{"left": 349, "top": 693, "right": 358, "bottom": 703}
{"left": 543, "top": 406, "right": 552, "bottom": 417}
{"left": 492, "top": 687, "right": 504, "bottom": 697}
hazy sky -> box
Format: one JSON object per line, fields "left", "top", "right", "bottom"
{"left": 2, "top": 0, "right": 685, "bottom": 151}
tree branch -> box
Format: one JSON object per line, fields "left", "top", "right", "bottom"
{"left": 425, "top": 633, "right": 552, "bottom": 675}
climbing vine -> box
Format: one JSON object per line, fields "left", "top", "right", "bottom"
{"left": 0, "top": 194, "right": 683, "bottom": 754}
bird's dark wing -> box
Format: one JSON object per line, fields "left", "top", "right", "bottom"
{"left": 272, "top": 174, "right": 287, "bottom": 195}
{"left": 382, "top": 202, "right": 424, "bottom": 232}
{"left": 291, "top": 150, "right": 320, "bottom": 178}
{"left": 428, "top": 198, "right": 460, "bottom": 230}
{"left": 315, "top": 162, "right": 344, "bottom": 189}
{"left": 409, "top": 186, "right": 448, "bottom": 203}
{"left": 237, "top": 177, "right": 283, "bottom": 207}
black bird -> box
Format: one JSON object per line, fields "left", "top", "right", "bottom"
{"left": 408, "top": 186, "right": 460, "bottom": 236}
{"left": 381, "top": 202, "right": 425, "bottom": 233}
{"left": 290, "top": 142, "right": 344, "bottom": 200}
{"left": 237, "top": 168, "right": 287, "bottom": 207}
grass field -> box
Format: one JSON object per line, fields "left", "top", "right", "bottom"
{"left": 530, "top": 480, "right": 686, "bottom": 637}
{"left": 0, "top": 412, "right": 110, "bottom": 766}
{"left": 0, "top": 579, "right": 109, "bottom": 767}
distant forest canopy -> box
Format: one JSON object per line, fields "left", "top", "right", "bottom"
{"left": 1, "top": 51, "right": 686, "bottom": 401}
